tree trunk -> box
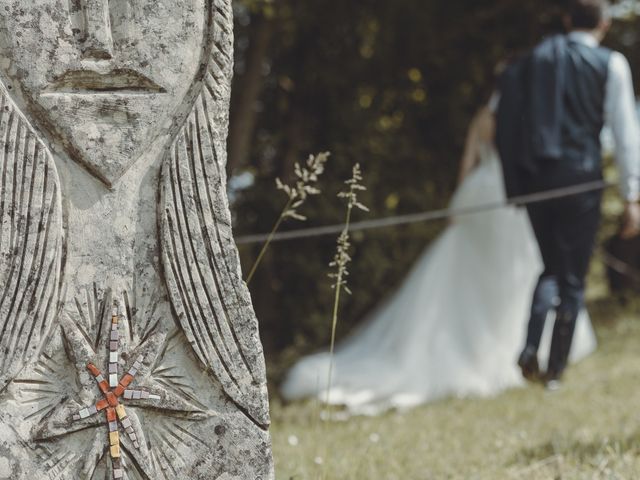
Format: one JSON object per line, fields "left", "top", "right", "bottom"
{"left": 228, "top": 15, "right": 275, "bottom": 173}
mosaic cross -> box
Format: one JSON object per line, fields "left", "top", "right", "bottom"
{"left": 71, "top": 307, "right": 160, "bottom": 479}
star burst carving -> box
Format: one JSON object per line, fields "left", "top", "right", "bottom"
{"left": 70, "top": 307, "right": 161, "bottom": 479}
{"left": 25, "top": 289, "right": 210, "bottom": 479}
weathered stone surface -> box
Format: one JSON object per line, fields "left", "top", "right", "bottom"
{"left": 0, "top": 1, "right": 274, "bottom": 478}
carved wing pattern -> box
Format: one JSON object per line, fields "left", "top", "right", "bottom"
{"left": 0, "top": 86, "right": 63, "bottom": 390}
{"left": 160, "top": 0, "right": 270, "bottom": 428}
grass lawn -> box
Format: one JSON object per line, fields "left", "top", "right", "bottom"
{"left": 270, "top": 297, "right": 640, "bottom": 479}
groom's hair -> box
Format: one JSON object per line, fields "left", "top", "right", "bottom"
{"left": 568, "top": 0, "right": 610, "bottom": 29}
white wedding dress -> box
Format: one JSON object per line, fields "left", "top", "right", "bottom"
{"left": 280, "top": 145, "right": 598, "bottom": 415}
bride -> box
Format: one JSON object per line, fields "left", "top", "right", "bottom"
{"left": 280, "top": 103, "right": 597, "bottom": 415}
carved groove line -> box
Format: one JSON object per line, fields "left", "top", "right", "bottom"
{"left": 165, "top": 130, "right": 242, "bottom": 388}
{"left": 160, "top": 0, "right": 269, "bottom": 427}
{"left": 203, "top": 3, "right": 266, "bottom": 378}
{"left": 0, "top": 87, "right": 62, "bottom": 388}
{"left": 186, "top": 112, "right": 246, "bottom": 372}
{"left": 199, "top": 85, "right": 257, "bottom": 376}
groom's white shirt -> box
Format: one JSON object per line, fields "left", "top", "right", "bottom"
{"left": 569, "top": 31, "right": 640, "bottom": 202}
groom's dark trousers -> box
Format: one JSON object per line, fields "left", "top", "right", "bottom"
{"left": 524, "top": 178, "right": 602, "bottom": 375}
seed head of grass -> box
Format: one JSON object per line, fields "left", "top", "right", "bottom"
{"left": 328, "top": 163, "right": 369, "bottom": 294}
{"left": 276, "top": 152, "right": 330, "bottom": 221}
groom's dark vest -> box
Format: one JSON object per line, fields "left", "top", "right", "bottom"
{"left": 497, "top": 35, "right": 612, "bottom": 196}
{"left": 559, "top": 40, "right": 611, "bottom": 178}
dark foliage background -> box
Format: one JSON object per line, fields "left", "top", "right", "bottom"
{"left": 227, "top": 0, "right": 640, "bottom": 387}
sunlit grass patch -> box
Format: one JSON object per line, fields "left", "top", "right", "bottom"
{"left": 271, "top": 300, "right": 640, "bottom": 479}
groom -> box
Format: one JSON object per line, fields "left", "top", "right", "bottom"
{"left": 497, "top": 0, "right": 640, "bottom": 389}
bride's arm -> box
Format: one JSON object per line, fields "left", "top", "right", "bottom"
{"left": 457, "top": 106, "right": 496, "bottom": 185}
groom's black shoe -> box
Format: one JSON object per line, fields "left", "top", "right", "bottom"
{"left": 518, "top": 346, "right": 540, "bottom": 382}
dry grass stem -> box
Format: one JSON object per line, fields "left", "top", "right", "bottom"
{"left": 245, "top": 152, "right": 330, "bottom": 284}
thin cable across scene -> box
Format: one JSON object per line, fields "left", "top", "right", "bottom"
{"left": 235, "top": 179, "right": 614, "bottom": 245}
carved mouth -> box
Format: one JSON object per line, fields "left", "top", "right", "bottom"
{"left": 44, "top": 68, "right": 166, "bottom": 95}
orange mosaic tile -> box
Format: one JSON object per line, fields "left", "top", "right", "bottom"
{"left": 106, "top": 392, "right": 118, "bottom": 407}
{"left": 106, "top": 408, "right": 117, "bottom": 422}
{"left": 120, "top": 374, "right": 134, "bottom": 388}
{"left": 87, "top": 363, "right": 101, "bottom": 376}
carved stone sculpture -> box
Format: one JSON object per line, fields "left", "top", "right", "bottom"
{"left": 0, "top": 1, "right": 274, "bottom": 478}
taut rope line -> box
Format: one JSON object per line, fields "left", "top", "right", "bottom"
{"left": 235, "top": 179, "right": 614, "bottom": 245}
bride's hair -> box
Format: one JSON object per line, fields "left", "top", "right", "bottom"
{"left": 568, "top": 0, "right": 610, "bottom": 30}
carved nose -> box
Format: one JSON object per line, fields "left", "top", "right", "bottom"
{"left": 77, "top": 0, "right": 114, "bottom": 60}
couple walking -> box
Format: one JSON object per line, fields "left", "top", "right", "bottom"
{"left": 281, "top": 0, "right": 640, "bottom": 412}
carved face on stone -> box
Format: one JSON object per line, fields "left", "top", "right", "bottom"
{"left": 0, "top": 1, "right": 273, "bottom": 478}
{"left": 0, "top": 0, "right": 207, "bottom": 186}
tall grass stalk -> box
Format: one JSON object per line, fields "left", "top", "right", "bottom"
{"left": 316, "top": 164, "right": 368, "bottom": 480}
{"left": 245, "top": 152, "right": 330, "bottom": 284}
{"left": 325, "top": 163, "right": 369, "bottom": 412}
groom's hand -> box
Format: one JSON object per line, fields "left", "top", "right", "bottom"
{"left": 621, "top": 201, "right": 640, "bottom": 239}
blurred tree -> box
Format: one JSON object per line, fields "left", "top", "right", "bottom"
{"left": 228, "top": 1, "right": 277, "bottom": 172}
{"left": 229, "top": 0, "right": 640, "bottom": 386}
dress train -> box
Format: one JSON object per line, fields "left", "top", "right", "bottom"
{"left": 281, "top": 146, "right": 597, "bottom": 415}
